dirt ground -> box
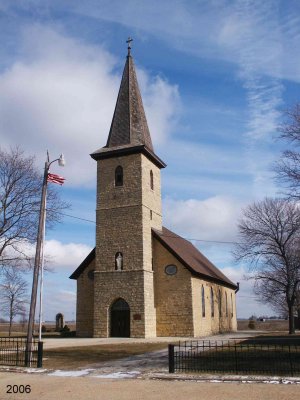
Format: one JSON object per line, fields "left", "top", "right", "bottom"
{"left": 0, "top": 372, "right": 299, "bottom": 400}
{"left": 1, "top": 331, "right": 299, "bottom": 400}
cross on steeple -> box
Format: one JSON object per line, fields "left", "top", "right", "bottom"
{"left": 126, "top": 37, "right": 133, "bottom": 55}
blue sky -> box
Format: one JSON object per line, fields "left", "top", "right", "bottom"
{"left": 1, "top": 0, "right": 300, "bottom": 321}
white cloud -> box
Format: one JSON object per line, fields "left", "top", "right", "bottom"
{"left": 163, "top": 195, "right": 242, "bottom": 242}
{"left": 0, "top": 24, "right": 180, "bottom": 187}
{"left": 44, "top": 240, "right": 92, "bottom": 272}
{"left": 70, "top": 0, "right": 300, "bottom": 82}
{"left": 138, "top": 70, "right": 181, "bottom": 145}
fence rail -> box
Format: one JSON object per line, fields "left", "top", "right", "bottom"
{"left": 169, "top": 340, "right": 300, "bottom": 376}
{"left": 0, "top": 337, "right": 43, "bottom": 368}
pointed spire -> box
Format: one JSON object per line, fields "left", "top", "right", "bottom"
{"left": 91, "top": 41, "right": 166, "bottom": 169}
{"left": 105, "top": 41, "right": 154, "bottom": 151}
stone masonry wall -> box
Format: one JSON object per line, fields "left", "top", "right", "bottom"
{"left": 153, "top": 238, "right": 194, "bottom": 337}
{"left": 141, "top": 155, "right": 162, "bottom": 337}
{"left": 191, "top": 278, "right": 237, "bottom": 336}
{"left": 76, "top": 258, "right": 95, "bottom": 337}
{"left": 93, "top": 153, "right": 162, "bottom": 337}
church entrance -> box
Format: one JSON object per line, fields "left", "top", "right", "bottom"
{"left": 110, "top": 298, "right": 130, "bottom": 337}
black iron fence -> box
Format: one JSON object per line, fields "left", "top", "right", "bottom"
{"left": 0, "top": 337, "right": 43, "bottom": 368}
{"left": 169, "top": 340, "right": 300, "bottom": 376}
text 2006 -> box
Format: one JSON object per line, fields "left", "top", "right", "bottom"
{"left": 6, "top": 385, "right": 31, "bottom": 394}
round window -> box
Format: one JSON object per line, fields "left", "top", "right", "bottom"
{"left": 165, "top": 265, "right": 177, "bottom": 275}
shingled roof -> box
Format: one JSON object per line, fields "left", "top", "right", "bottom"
{"left": 106, "top": 52, "right": 153, "bottom": 150}
{"left": 152, "top": 227, "right": 237, "bottom": 289}
{"left": 90, "top": 50, "right": 167, "bottom": 168}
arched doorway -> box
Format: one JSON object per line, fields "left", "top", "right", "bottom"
{"left": 110, "top": 298, "right": 130, "bottom": 337}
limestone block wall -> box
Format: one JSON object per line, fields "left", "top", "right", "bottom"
{"left": 96, "top": 205, "right": 144, "bottom": 273}
{"left": 97, "top": 155, "right": 142, "bottom": 211}
{"left": 141, "top": 155, "right": 162, "bottom": 273}
{"left": 93, "top": 152, "right": 162, "bottom": 338}
{"left": 93, "top": 270, "right": 149, "bottom": 337}
{"left": 140, "top": 155, "right": 163, "bottom": 337}
{"left": 96, "top": 154, "right": 144, "bottom": 274}
{"left": 153, "top": 238, "right": 194, "bottom": 337}
{"left": 76, "top": 259, "right": 95, "bottom": 337}
{"left": 192, "top": 278, "right": 237, "bottom": 336}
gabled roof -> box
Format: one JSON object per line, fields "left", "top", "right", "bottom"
{"left": 152, "top": 227, "right": 237, "bottom": 290}
{"left": 70, "top": 227, "right": 237, "bottom": 290}
{"left": 90, "top": 51, "right": 166, "bottom": 168}
{"left": 69, "top": 248, "right": 95, "bottom": 280}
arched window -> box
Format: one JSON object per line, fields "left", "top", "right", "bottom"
{"left": 211, "top": 287, "right": 214, "bottom": 318}
{"left": 150, "top": 170, "right": 154, "bottom": 190}
{"left": 225, "top": 292, "right": 228, "bottom": 317}
{"left": 115, "top": 252, "right": 123, "bottom": 270}
{"left": 202, "top": 285, "right": 205, "bottom": 317}
{"left": 219, "top": 289, "right": 222, "bottom": 317}
{"left": 115, "top": 166, "right": 123, "bottom": 187}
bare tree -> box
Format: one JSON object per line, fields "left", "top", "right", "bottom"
{"left": 0, "top": 147, "right": 68, "bottom": 270}
{"left": 275, "top": 103, "right": 300, "bottom": 198}
{"left": 234, "top": 197, "right": 300, "bottom": 334}
{"left": 0, "top": 269, "right": 29, "bottom": 336}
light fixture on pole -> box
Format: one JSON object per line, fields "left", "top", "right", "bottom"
{"left": 25, "top": 152, "right": 65, "bottom": 367}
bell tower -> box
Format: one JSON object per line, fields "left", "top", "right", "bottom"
{"left": 91, "top": 40, "right": 166, "bottom": 337}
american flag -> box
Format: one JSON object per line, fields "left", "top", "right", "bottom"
{"left": 47, "top": 173, "right": 65, "bottom": 185}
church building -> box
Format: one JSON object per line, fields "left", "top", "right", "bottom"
{"left": 70, "top": 42, "right": 238, "bottom": 338}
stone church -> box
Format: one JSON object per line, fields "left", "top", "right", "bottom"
{"left": 70, "top": 44, "right": 238, "bottom": 338}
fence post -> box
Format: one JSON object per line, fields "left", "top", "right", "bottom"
{"left": 169, "top": 344, "right": 175, "bottom": 373}
{"left": 37, "top": 341, "right": 43, "bottom": 368}
{"left": 288, "top": 345, "right": 293, "bottom": 377}
{"left": 16, "top": 340, "right": 19, "bottom": 366}
{"left": 234, "top": 342, "right": 238, "bottom": 373}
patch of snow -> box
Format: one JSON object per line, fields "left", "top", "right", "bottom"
{"left": 92, "top": 371, "right": 140, "bottom": 379}
{"left": 48, "top": 369, "right": 94, "bottom": 377}
{"left": 26, "top": 368, "right": 47, "bottom": 373}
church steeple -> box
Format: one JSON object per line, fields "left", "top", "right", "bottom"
{"left": 91, "top": 40, "right": 165, "bottom": 169}
{"left": 105, "top": 47, "right": 153, "bottom": 150}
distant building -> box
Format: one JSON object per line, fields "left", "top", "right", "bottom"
{"left": 70, "top": 44, "right": 238, "bottom": 338}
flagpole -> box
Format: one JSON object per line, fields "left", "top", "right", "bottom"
{"left": 38, "top": 194, "right": 46, "bottom": 342}
{"left": 26, "top": 152, "right": 65, "bottom": 367}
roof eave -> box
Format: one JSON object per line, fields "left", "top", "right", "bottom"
{"left": 69, "top": 248, "right": 96, "bottom": 280}
{"left": 90, "top": 145, "right": 166, "bottom": 169}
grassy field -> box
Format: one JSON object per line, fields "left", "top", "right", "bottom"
{"left": 178, "top": 334, "right": 300, "bottom": 376}
{"left": 237, "top": 319, "right": 289, "bottom": 331}
{"left": 0, "top": 319, "right": 290, "bottom": 336}
{"left": 0, "top": 322, "right": 76, "bottom": 337}
{"left": 43, "top": 342, "right": 169, "bottom": 370}
{"left": 1, "top": 324, "right": 299, "bottom": 372}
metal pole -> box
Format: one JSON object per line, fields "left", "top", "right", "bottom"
{"left": 25, "top": 160, "right": 48, "bottom": 366}
{"left": 38, "top": 196, "right": 46, "bottom": 342}
{"left": 168, "top": 344, "right": 175, "bottom": 373}
{"left": 37, "top": 341, "right": 43, "bottom": 368}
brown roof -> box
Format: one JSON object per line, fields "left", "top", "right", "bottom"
{"left": 153, "top": 227, "right": 237, "bottom": 289}
{"left": 90, "top": 51, "right": 166, "bottom": 169}
{"left": 92, "top": 52, "right": 153, "bottom": 153}
{"left": 70, "top": 227, "right": 237, "bottom": 290}
{"left": 69, "top": 248, "right": 95, "bottom": 280}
